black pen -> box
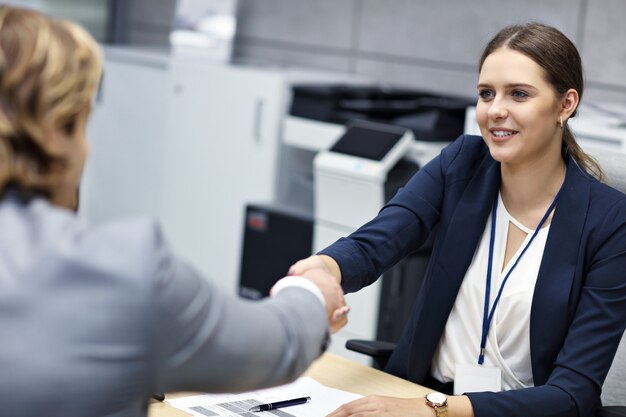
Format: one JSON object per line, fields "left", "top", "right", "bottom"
{"left": 249, "top": 396, "right": 311, "bottom": 412}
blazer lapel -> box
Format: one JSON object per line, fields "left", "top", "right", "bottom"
{"left": 407, "top": 157, "right": 501, "bottom": 381}
{"left": 530, "top": 158, "right": 590, "bottom": 384}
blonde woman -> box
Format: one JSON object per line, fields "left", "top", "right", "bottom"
{"left": 0, "top": 6, "right": 347, "bottom": 416}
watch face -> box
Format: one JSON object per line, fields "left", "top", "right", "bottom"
{"left": 426, "top": 392, "right": 447, "bottom": 406}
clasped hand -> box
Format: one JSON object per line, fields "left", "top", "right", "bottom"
{"left": 288, "top": 255, "right": 348, "bottom": 333}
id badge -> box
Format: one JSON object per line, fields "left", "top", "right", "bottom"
{"left": 454, "top": 363, "right": 501, "bottom": 395}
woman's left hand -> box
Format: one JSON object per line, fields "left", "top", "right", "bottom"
{"left": 326, "top": 395, "right": 433, "bottom": 417}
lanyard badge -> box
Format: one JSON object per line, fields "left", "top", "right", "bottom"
{"left": 478, "top": 189, "right": 562, "bottom": 365}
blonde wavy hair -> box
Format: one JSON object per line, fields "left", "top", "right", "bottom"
{"left": 0, "top": 5, "right": 102, "bottom": 196}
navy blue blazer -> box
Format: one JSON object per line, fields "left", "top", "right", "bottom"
{"left": 320, "top": 135, "right": 626, "bottom": 417}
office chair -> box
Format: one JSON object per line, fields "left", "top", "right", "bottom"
{"left": 591, "top": 148, "right": 626, "bottom": 417}
{"left": 346, "top": 148, "right": 626, "bottom": 416}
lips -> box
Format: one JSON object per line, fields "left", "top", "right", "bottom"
{"left": 489, "top": 128, "right": 518, "bottom": 142}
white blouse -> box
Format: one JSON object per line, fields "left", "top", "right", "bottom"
{"left": 431, "top": 193, "right": 550, "bottom": 391}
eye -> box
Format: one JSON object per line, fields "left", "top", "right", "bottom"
{"left": 478, "top": 89, "right": 494, "bottom": 100}
{"left": 512, "top": 90, "right": 529, "bottom": 99}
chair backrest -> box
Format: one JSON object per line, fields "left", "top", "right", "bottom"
{"left": 589, "top": 148, "right": 626, "bottom": 192}
{"left": 602, "top": 333, "right": 626, "bottom": 406}
{"left": 588, "top": 148, "right": 626, "bottom": 407}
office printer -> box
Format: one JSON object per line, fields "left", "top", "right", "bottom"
{"left": 290, "top": 84, "right": 472, "bottom": 142}
{"left": 279, "top": 83, "right": 474, "bottom": 209}
{"left": 273, "top": 85, "right": 474, "bottom": 364}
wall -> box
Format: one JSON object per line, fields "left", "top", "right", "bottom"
{"left": 118, "top": 0, "right": 626, "bottom": 106}
{"left": 2, "top": 0, "right": 108, "bottom": 41}
{"left": 10, "top": 0, "right": 626, "bottom": 104}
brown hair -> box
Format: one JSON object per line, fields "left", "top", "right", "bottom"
{"left": 0, "top": 5, "right": 102, "bottom": 196}
{"left": 479, "top": 22, "right": 604, "bottom": 181}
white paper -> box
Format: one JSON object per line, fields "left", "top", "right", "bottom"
{"left": 166, "top": 377, "right": 362, "bottom": 417}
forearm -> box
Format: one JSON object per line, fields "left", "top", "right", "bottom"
{"left": 419, "top": 395, "right": 474, "bottom": 417}
{"left": 448, "top": 395, "right": 474, "bottom": 417}
{"left": 160, "top": 288, "right": 328, "bottom": 392}
{"left": 154, "top": 256, "right": 328, "bottom": 393}
{"left": 327, "top": 394, "right": 473, "bottom": 417}
{"left": 406, "top": 395, "right": 474, "bottom": 417}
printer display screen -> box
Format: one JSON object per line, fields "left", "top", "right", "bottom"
{"left": 330, "top": 126, "right": 403, "bottom": 161}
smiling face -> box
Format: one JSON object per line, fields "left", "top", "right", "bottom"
{"left": 476, "top": 47, "right": 564, "bottom": 169}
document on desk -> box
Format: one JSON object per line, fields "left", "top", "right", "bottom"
{"left": 166, "top": 376, "right": 362, "bottom": 417}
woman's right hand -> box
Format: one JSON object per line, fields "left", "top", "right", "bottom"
{"left": 289, "top": 255, "right": 345, "bottom": 332}
{"left": 288, "top": 255, "right": 341, "bottom": 284}
{"left": 297, "top": 268, "right": 349, "bottom": 334}
{"left": 288, "top": 255, "right": 328, "bottom": 274}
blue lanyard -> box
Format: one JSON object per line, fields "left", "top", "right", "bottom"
{"left": 478, "top": 189, "right": 562, "bottom": 365}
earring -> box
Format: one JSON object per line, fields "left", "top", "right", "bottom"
{"left": 559, "top": 116, "right": 564, "bottom": 128}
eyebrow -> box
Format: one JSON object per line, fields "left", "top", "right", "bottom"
{"left": 476, "top": 82, "right": 538, "bottom": 91}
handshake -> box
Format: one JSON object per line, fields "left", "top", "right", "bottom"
{"left": 272, "top": 255, "right": 349, "bottom": 334}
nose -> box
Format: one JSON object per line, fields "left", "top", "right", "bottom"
{"left": 487, "top": 96, "right": 508, "bottom": 120}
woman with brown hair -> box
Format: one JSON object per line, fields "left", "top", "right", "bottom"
{"left": 291, "top": 23, "right": 626, "bottom": 417}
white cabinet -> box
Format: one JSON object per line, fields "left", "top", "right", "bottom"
{"left": 83, "top": 48, "right": 287, "bottom": 296}
{"left": 82, "top": 49, "right": 169, "bottom": 223}
{"left": 159, "top": 61, "right": 286, "bottom": 294}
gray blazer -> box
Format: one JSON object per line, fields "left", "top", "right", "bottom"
{"left": 0, "top": 193, "right": 328, "bottom": 417}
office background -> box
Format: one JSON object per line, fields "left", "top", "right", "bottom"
{"left": 6, "top": 0, "right": 626, "bottom": 366}
{"left": 11, "top": 0, "right": 626, "bottom": 105}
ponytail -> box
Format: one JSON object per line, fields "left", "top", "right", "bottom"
{"left": 562, "top": 126, "right": 605, "bottom": 181}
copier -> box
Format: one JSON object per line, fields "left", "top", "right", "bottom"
{"left": 314, "top": 119, "right": 416, "bottom": 250}
{"left": 278, "top": 84, "right": 474, "bottom": 364}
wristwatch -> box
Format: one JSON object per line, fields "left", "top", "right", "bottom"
{"left": 425, "top": 392, "right": 448, "bottom": 417}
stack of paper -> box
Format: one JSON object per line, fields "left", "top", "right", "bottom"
{"left": 166, "top": 377, "right": 362, "bottom": 417}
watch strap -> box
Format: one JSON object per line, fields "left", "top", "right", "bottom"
{"left": 434, "top": 405, "right": 448, "bottom": 417}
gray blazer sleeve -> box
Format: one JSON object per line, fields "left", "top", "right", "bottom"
{"left": 148, "top": 227, "right": 329, "bottom": 394}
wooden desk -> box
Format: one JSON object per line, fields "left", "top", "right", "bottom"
{"left": 148, "top": 353, "right": 430, "bottom": 416}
